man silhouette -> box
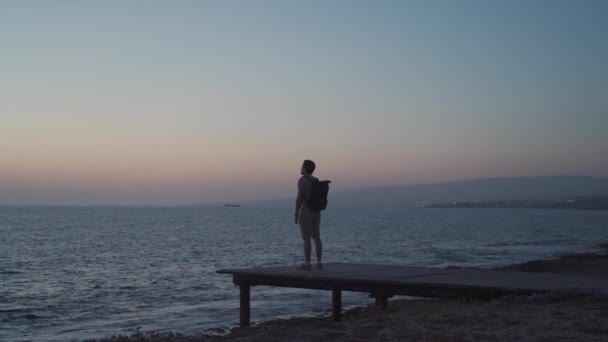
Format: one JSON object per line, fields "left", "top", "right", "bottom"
{"left": 295, "top": 159, "right": 322, "bottom": 270}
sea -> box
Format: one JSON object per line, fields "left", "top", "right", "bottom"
{"left": 2, "top": 206, "right": 608, "bottom": 341}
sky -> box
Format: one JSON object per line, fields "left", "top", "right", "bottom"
{"left": 1, "top": 0, "right": 607, "bottom": 205}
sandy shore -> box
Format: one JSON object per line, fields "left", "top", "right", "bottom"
{"left": 90, "top": 244, "right": 608, "bottom": 342}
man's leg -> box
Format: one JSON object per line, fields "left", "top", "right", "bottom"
{"left": 300, "top": 220, "right": 312, "bottom": 265}
{"left": 311, "top": 219, "right": 322, "bottom": 265}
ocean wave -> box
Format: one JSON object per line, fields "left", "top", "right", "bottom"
{"left": 485, "top": 238, "right": 576, "bottom": 248}
{"left": 0, "top": 270, "right": 23, "bottom": 275}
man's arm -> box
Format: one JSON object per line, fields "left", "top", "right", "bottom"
{"left": 295, "top": 178, "right": 305, "bottom": 224}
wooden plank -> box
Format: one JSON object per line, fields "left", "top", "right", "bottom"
{"left": 387, "top": 269, "right": 608, "bottom": 292}
{"left": 219, "top": 262, "right": 446, "bottom": 277}
{"left": 221, "top": 263, "right": 462, "bottom": 285}
{"left": 234, "top": 273, "right": 508, "bottom": 299}
{"left": 220, "top": 263, "right": 608, "bottom": 294}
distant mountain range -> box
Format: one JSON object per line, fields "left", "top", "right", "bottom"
{"left": 249, "top": 176, "right": 608, "bottom": 208}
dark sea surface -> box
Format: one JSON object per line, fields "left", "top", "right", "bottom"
{"left": 2, "top": 206, "right": 608, "bottom": 341}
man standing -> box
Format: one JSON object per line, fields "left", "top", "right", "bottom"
{"left": 295, "top": 159, "right": 322, "bottom": 270}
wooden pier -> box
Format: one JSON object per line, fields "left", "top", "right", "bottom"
{"left": 217, "top": 262, "right": 608, "bottom": 328}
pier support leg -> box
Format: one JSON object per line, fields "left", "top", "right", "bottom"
{"left": 332, "top": 289, "right": 342, "bottom": 321}
{"left": 376, "top": 295, "right": 388, "bottom": 310}
{"left": 239, "top": 284, "right": 250, "bottom": 328}
{"left": 370, "top": 292, "right": 393, "bottom": 311}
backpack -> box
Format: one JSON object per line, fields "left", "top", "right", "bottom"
{"left": 306, "top": 176, "right": 331, "bottom": 211}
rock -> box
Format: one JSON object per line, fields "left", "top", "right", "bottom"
{"left": 378, "top": 327, "right": 400, "bottom": 340}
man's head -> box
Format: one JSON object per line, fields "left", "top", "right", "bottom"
{"left": 301, "top": 160, "right": 316, "bottom": 175}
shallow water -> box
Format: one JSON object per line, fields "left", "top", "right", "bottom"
{"left": 2, "top": 206, "right": 608, "bottom": 341}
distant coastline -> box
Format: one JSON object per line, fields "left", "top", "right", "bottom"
{"left": 425, "top": 196, "right": 608, "bottom": 210}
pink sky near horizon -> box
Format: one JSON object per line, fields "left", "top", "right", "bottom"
{"left": 3, "top": 89, "right": 607, "bottom": 205}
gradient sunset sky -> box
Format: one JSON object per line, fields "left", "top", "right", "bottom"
{"left": 1, "top": 0, "right": 607, "bottom": 205}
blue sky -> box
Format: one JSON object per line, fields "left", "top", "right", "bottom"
{"left": 1, "top": 0, "right": 607, "bottom": 205}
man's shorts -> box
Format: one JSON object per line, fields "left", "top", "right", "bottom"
{"left": 299, "top": 218, "right": 320, "bottom": 240}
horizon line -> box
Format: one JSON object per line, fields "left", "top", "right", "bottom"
{"left": 1, "top": 174, "right": 605, "bottom": 207}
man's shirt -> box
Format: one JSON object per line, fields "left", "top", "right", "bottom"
{"left": 296, "top": 174, "right": 321, "bottom": 220}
